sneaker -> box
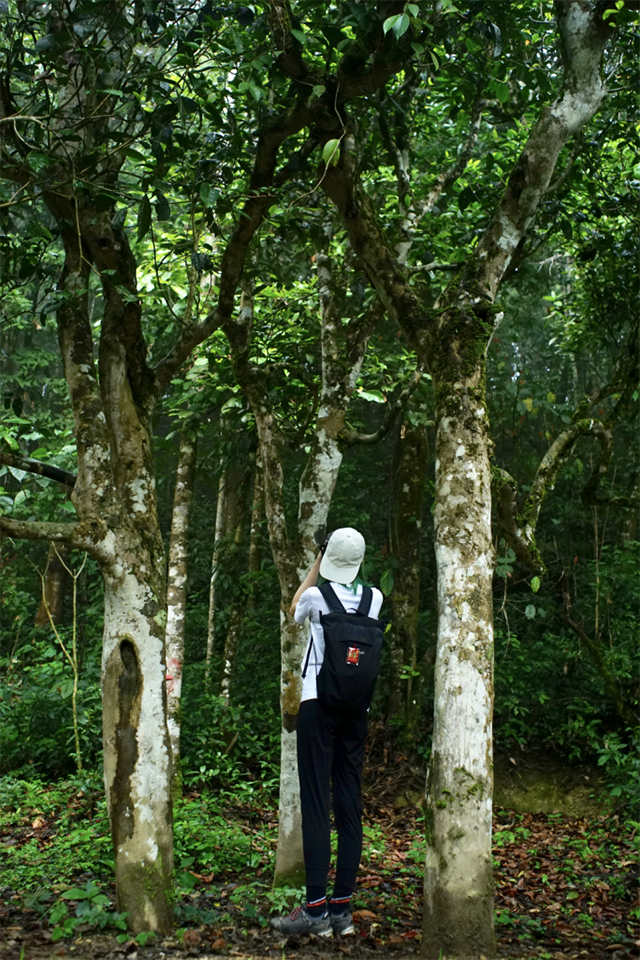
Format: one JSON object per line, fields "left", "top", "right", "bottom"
{"left": 330, "top": 908, "right": 355, "bottom": 936}
{"left": 270, "top": 904, "right": 332, "bottom": 938}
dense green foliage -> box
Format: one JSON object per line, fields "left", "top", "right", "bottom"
{"left": 0, "top": 0, "right": 638, "bottom": 838}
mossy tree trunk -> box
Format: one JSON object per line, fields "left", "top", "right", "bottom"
{"left": 314, "top": 3, "right": 611, "bottom": 954}
{"left": 0, "top": 4, "right": 309, "bottom": 929}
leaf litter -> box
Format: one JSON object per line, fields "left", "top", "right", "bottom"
{"left": 0, "top": 776, "right": 637, "bottom": 960}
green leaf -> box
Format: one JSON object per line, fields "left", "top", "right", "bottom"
{"left": 380, "top": 569, "right": 394, "bottom": 596}
{"left": 393, "top": 13, "right": 411, "bottom": 38}
{"left": 154, "top": 191, "right": 171, "bottom": 222}
{"left": 488, "top": 79, "right": 509, "bottom": 103}
{"left": 531, "top": 576, "right": 540, "bottom": 594}
{"left": 560, "top": 219, "right": 573, "bottom": 241}
{"left": 358, "top": 389, "right": 385, "bottom": 403}
{"left": 137, "top": 195, "right": 151, "bottom": 242}
{"left": 407, "top": 3, "right": 420, "bottom": 16}
{"left": 383, "top": 14, "right": 401, "bottom": 34}
{"left": 524, "top": 604, "right": 536, "bottom": 620}
{"left": 322, "top": 138, "right": 341, "bottom": 167}
{"left": 291, "top": 28, "right": 306, "bottom": 45}
{"left": 61, "top": 888, "right": 90, "bottom": 900}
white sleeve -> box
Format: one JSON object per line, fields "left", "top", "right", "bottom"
{"left": 370, "top": 587, "right": 384, "bottom": 619}
{"left": 294, "top": 587, "right": 314, "bottom": 624}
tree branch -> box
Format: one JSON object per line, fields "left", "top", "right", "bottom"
{"left": 493, "top": 467, "right": 546, "bottom": 575}
{"left": 495, "top": 417, "right": 620, "bottom": 577}
{"left": 472, "top": 1, "right": 611, "bottom": 300}
{"left": 321, "top": 134, "right": 432, "bottom": 361}
{"left": 0, "top": 516, "right": 113, "bottom": 562}
{"left": 0, "top": 451, "right": 77, "bottom": 489}
{"left": 341, "top": 370, "right": 423, "bottom": 447}
{"left": 265, "top": 0, "right": 321, "bottom": 87}
{"left": 152, "top": 102, "right": 311, "bottom": 396}
{"left": 419, "top": 96, "right": 484, "bottom": 217}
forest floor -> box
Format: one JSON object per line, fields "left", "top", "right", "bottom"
{"left": 0, "top": 765, "right": 638, "bottom": 960}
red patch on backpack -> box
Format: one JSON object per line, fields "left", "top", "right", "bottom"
{"left": 346, "top": 646, "right": 361, "bottom": 665}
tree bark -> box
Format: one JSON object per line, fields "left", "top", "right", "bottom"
{"left": 34, "top": 542, "right": 70, "bottom": 627}
{"left": 226, "top": 255, "right": 376, "bottom": 883}
{"left": 101, "top": 537, "right": 173, "bottom": 932}
{"left": 422, "top": 330, "right": 496, "bottom": 956}
{"left": 319, "top": 5, "right": 612, "bottom": 954}
{"left": 165, "top": 433, "right": 198, "bottom": 800}
{"left": 206, "top": 473, "right": 228, "bottom": 679}
{"left": 220, "top": 466, "right": 251, "bottom": 706}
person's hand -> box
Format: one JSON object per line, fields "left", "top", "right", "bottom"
{"left": 320, "top": 531, "right": 332, "bottom": 556}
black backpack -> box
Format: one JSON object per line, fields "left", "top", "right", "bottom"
{"left": 302, "top": 583, "right": 384, "bottom": 712}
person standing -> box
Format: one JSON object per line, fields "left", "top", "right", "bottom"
{"left": 270, "top": 528, "right": 383, "bottom": 938}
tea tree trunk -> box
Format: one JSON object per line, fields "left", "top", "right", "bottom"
{"left": 317, "top": 4, "right": 611, "bottom": 953}
{"left": 226, "top": 257, "right": 377, "bottom": 883}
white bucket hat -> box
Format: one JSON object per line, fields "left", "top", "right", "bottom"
{"left": 319, "top": 527, "right": 366, "bottom": 584}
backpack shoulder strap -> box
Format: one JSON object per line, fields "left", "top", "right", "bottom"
{"left": 318, "top": 582, "right": 347, "bottom": 615}
{"left": 301, "top": 635, "right": 315, "bottom": 679}
{"left": 357, "top": 586, "right": 373, "bottom": 616}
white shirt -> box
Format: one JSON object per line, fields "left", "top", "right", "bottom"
{"left": 294, "top": 582, "right": 384, "bottom": 703}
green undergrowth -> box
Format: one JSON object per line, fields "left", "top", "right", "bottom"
{"left": 0, "top": 771, "right": 280, "bottom": 940}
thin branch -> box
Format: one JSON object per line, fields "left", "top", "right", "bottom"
{"left": 340, "top": 370, "right": 424, "bottom": 447}
{"left": 406, "top": 262, "right": 460, "bottom": 274}
{"left": 1, "top": 450, "right": 77, "bottom": 489}
{"left": 152, "top": 101, "right": 311, "bottom": 396}
{"left": 418, "top": 96, "right": 484, "bottom": 217}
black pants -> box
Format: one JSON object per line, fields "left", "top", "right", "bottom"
{"left": 297, "top": 697, "right": 368, "bottom": 892}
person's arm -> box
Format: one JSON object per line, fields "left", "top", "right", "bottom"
{"left": 289, "top": 551, "right": 322, "bottom": 617}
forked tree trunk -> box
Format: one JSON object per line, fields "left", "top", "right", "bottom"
{"left": 0, "top": 3, "right": 311, "bottom": 934}
{"left": 165, "top": 433, "right": 198, "bottom": 798}
{"left": 34, "top": 542, "right": 70, "bottom": 627}
{"left": 319, "top": 6, "right": 611, "bottom": 953}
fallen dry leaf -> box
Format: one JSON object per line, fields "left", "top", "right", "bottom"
{"left": 182, "top": 929, "right": 201, "bottom": 947}
{"left": 352, "top": 909, "right": 378, "bottom": 922}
